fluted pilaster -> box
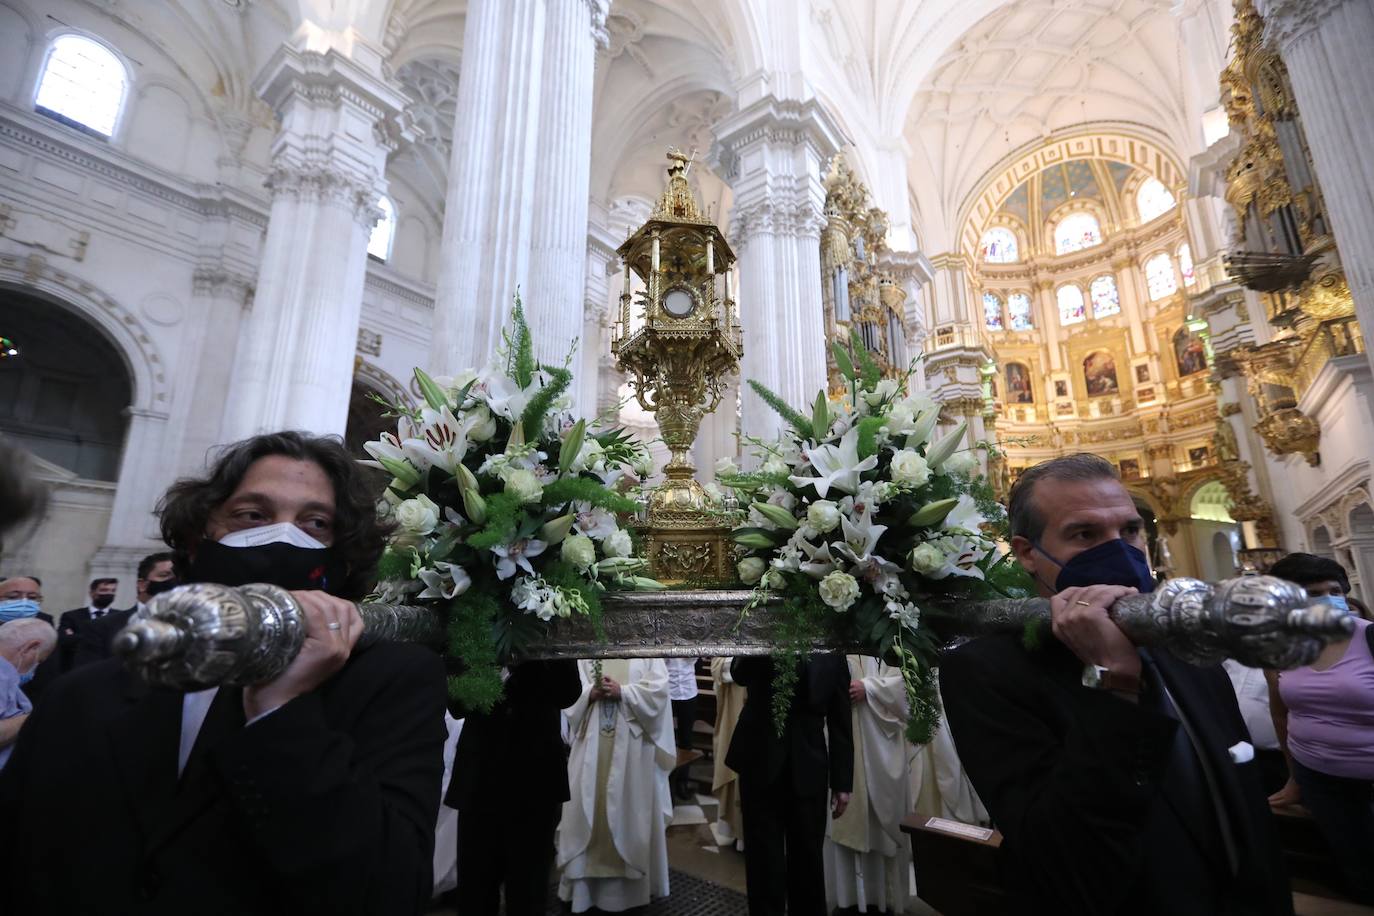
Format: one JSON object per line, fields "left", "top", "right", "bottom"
{"left": 222, "top": 47, "right": 409, "bottom": 439}
{"left": 714, "top": 96, "right": 842, "bottom": 440}
{"left": 1259, "top": 0, "right": 1374, "bottom": 384}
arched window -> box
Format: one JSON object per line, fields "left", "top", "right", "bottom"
{"left": 1145, "top": 252, "right": 1178, "bottom": 300}
{"left": 1178, "top": 243, "right": 1195, "bottom": 286}
{"left": 34, "top": 35, "right": 128, "bottom": 137}
{"left": 1008, "top": 292, "right": 1034, "bottom": 331}
{"left": 1054, "top": 212, "right": 1103, "bottom": 255}
{"left": 983, "top": 292, "right": 1004, "bottom": 331}
{"left": 980, "top": 227, "right": 1018, "bottom": 263}
{"left": 1057, "top": 284, "right": 1086, "bottom": 326}
{"left": 1136, "top": 177, "right": 1177, "bottom": 223}
{"left": 367, "top": 196, "right": 396, "bottom": 261}
{"left": 1090, "top": 275, "right": 1121, "bottom": 318}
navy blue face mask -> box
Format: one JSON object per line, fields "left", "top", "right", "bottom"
{"left": 1034, "top": 538, "right": 1155, "bottom": 594}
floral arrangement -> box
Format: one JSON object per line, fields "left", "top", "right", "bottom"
{"left": 719, "top": 335, "right": 1033, "bottom": 742}
{"left": 363, "top": 299, "right": 659, "bottom": 712}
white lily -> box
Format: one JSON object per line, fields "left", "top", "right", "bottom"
{"left": 402, "top": 405, "right": 472, "bottom": 477}
{"left": 798, "top": 540, "right": 841, "bottom": 579}
{"left": 416, "top": 561, "right": 472, "bottom": 600}
{"left": 942, "top": 493, "right": 987, "bottom": 535}
{"left": 789, "top": 427, "right": 878, "bottom": 498}
{"left": 573, "top": 503, "right": 619, "bottom": 540}
{"left": 835, "top": 506, "right": 888, "bottom": 565}
{"left": 930, "top": 534, "right": 990, "bottom": 580}
{"left": 491, "top": 538, "right": 547, "bottom": 580}
{"left": 479, "top": 366, "right": 534, "bottom": 421}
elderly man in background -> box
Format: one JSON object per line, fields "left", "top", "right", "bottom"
{"left": 0, "top": 576, "right": 47, "bottom": 625}
{"left": 0, "top": 618, "right": 56, "bottom": 771}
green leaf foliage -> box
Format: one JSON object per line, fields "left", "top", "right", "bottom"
{"left": 850, "top": 330, "right": 882, "bottom": 390}
{"left": 510, "top": 292, "right": 536, "bottom": 389}
{"left": 855, "top": 416, "right": 887, "bottom": 459}
{"left": 464, "top": 491, "right": 522, "bottom": 550}
{"left": 811, "top": 390, "right": 830, "bottom": 441}
{"left": 831, "top": 341, "right": 857, "bottom": 381}
{"left": 413, "top": 368, "right": 451, "bottom": 412}
{"left": 748, "top": 379, "right": 813, "bottom": 439}
{"left": 445, "top": 592, "right": 502, "bottom": 713}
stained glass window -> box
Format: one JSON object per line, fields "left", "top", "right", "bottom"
{"left": 1136, "top": 177, "right": 1177, "bottom": 223}
{"left": 1054, "top": 212, "right": 1103, "bottom": 255}
{"left": 980, "top": 227, "right": 1019, "bottom": 263}
{"left": 1145, "top": 252, "right": 1178, "bottom": 300}
{"left": 1057, "top": 284, "right": 1086, "bottom": 325}
{"left": 1090, "top": 275, "right": 1121, "bottom": 318}
{"left": 34, "top": 35, "right": 128, "bottom": 137}
{"left": 1178, "top": 243, "right": 1195, "bottom": 286}
{"left": 1008, "top": 292, "right": 1034, "bottom": 331}
{"left": 983, "top": 292, "right": 1004, "bottom": 331}
{"left": 368, "top": 196, "right": 396, "bottom": 261}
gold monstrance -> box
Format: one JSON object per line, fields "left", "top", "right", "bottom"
{"left": 613, "top": 149, "right": 742, "bottom": 585}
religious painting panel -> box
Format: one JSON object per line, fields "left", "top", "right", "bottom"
{"left": 1083, "top": 350, "right": 1119, "bottom": 397}
{"left": 1054, "top": 379, "right": 1068, "bottom": 398}
{"left": 1173, "top": 327, "right": 1208, "bottom": 377}
{"left": 1005, "top": 362, "right": 1033, "bottom": 403}
{"left": 1119, "top": 458, "right": 1141, "bottom": 480}
{"left": 1135, "top": 364, "right": 1150, "bottom": 383}
{"left": 1189, "top": 446, "right": 1211, "bottom": 467}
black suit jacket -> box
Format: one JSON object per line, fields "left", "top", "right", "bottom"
{"left": 54, "top": 607, "right": 104, "bottom": 668}
{"left": 0, "top": 642, "right": 447, "bottom": 916}
{"left": 71, "top": 605, "right": 136, "bottom": 668}
{"left": 444, "top": 659, "right": 581, "bottom": 812}
{"left": 726, "top": 654, "right": 853, "bottom": 797}
{"left": 940, "top": 634, "right": 1293, "bottom": 916}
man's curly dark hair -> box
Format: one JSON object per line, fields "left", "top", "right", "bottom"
{"left": 156, "top": 432, "right": 392, "bottom": 600}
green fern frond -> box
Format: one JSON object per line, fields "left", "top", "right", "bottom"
{"left": 542, "top": 476, "right": 639, "bottom": 513}
{"left": 849, "top": 330, "right": 882, "bottom": 390}
{"left": 747, "top": 380, "right": 813, "bottom": 439}
{"left": 855, "top": 416, "right": 887, "bottom": 459}
{"left": 512, "top": 291, "right": 536, "bottom": 389}
{"left": 521, "top": 364, "right": 573, "bottom": 440}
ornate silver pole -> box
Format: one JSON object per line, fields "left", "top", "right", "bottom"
{"left": 114, "top": 583, "right": 442, "bottom": 691}
{"left": 115, "top": 576, "right": 1352, "bottom": 688}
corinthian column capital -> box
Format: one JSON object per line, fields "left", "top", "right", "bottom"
{"left": 1258, "top": 0, "right": 1352, "bottom": 46}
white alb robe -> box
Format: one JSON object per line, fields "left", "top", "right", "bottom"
{"left": 557, "top": 658, "right": 675, "bottom": 913}
{"left": 824, "top": 655, "right": 912, "bottom": 913}
{"left": 908, "top": 681, "right": 989, "bottom": 826}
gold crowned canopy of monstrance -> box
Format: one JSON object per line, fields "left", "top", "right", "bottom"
{"left": 612, "top": 149, "right": 742, "bottom": 585}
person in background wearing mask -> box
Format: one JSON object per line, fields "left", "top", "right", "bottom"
{"left": 52, "top": 577, "right": 120, "bottom": 673}
{"left": 941, "top": 454, "right": 1292, "bottom": 915}
{"left": 71, "top": 551, "right": 177, "bottom": 669}
{"left": 1264, "top": 553, "right": 1374, "bottom": 904}
{"left": 0, "top": 576, "right": 47, "bottom": 625}
{"left": 0, "top": 618, "right": 55, "bottom": 771}
{"left": 0, "top": 431, "right": 448, "bottom": 916}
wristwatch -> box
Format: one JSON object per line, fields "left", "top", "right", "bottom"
{"left": 1081, "top": 663, "right": 1141, "bottom": 695}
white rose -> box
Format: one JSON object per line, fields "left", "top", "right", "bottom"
{"left": 737, "top": 557, "right": 766, "bottom": 585}
{"left": 574, "top": 439, "right": 606, "bottom": 473}
{"left": 890, "top": 450, "right": 931, "bottom": 488}
{"left": 561, "top": 534, "right": 596, "bottom": 568}
{"left": 909, "top": 542, "right": 946, "bottom": 575}
{"left": 394, "top": 494, "right": 441, "bottom": 534}
{"left": 761, "top": 455, "right": 788, "bottom": 476}
{"left": 807, "top": 500, "right": 841, "bottom": 533}
{"left": 503, "top": 468, "right": 544, "bottom": 504}
{"left": 602, "top": 528, "right": 633, "bottom": 558}
{"left": 943, "top": 451, "right": 980, "bottom": 477}
{"left": 818, "top": 570, "right": 861, "bottom": 612}
{"left": 885, "top": 402, "right": 916, "bottom": 434}
{"left": 468, "top": 405, "right": 497, "bottom": 443}
{"left": 715, "top": 456, "right": 739, "bottom": 477}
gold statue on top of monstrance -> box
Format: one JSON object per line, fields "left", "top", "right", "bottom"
{"left": 612, "top": 149, "right": 742, "bottom": 585}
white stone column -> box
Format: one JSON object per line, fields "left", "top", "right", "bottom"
{"left": 429, "top": 0, "right": 546, "bottom": 376}
{"left": 92, "top": 408, "right": 173, "bottom": 577}
{"left": 221, "top": 47, "right": 408, "bottom": 439}
{"left": 714, "top": 96, "right": 843, "bottom": 440}
{"left": 580, "top": 223, "right": 617, "bottom": 414}
{"left": 177, "top": 266, "right": 253, "bottom": 468}
{"left": 525, "top": 0, "right": 609, "bottom": 393}
{"left": 1259, "top": 0, "right": 1374, "bottom": 383}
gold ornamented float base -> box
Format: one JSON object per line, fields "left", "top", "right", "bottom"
{"left": 637, "top": 475, "right": 739, "bottom": 587}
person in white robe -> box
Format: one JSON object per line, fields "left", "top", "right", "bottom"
{"left": 908, "top": 683, "right": 989, "bottom": 826}
{"left": 557, "top": 658, "right": 676, "bottom": 913}
{"left": 824, "top": 655, "right": 913, "bottom": 913}
{"left": 710, "top": 656, "right": 746, "bottom": 846}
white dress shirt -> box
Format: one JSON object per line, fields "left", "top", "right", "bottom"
{"left": 666, "top": 657, "right": 699, "bottom": 700}
{"left": 1222, "top": 659, "right": 1280, "bottom": 750}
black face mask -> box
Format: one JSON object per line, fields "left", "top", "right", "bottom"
{"left": 186, "top": 541, "right": 346, "bottom": 595}
{"left": 1034, "top": 538, "right": 1156, "bottom": 594}
{"left": 143, "top": 576, "right": 180, "bottom": 598}
{"left": 92, "top": 594, "right": 116, "bottom": 609}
